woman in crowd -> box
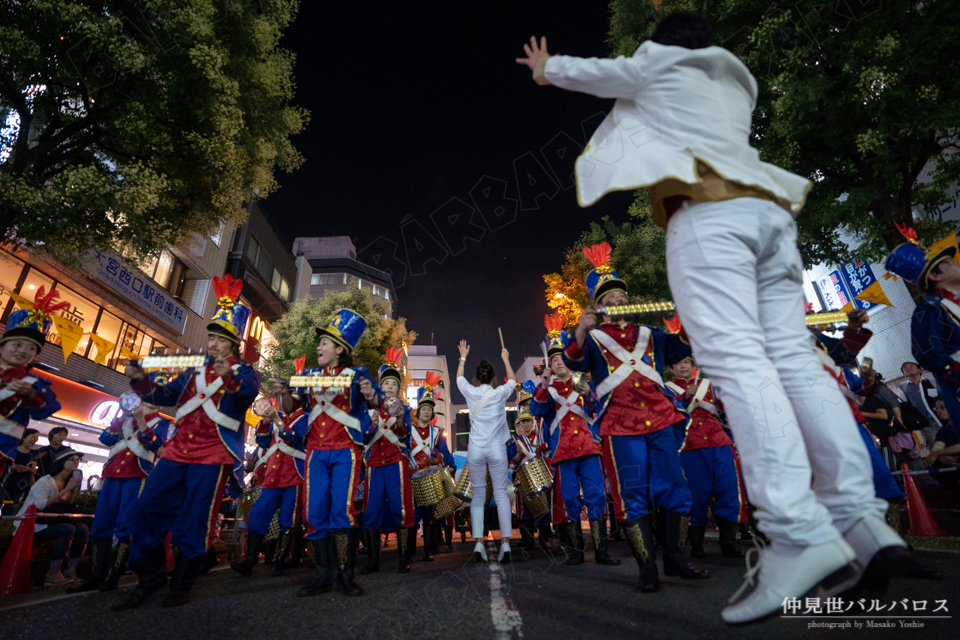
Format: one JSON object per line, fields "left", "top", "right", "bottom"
{"left": 1, "top": 428, "right": 40, "bottom": 505}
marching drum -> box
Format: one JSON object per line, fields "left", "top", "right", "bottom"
{"left": 412, "top": 466, "right": 449, "bottom": 507}
{"left": 514, "top": 457, "right": 552, "bottom": 504}
{"left": 523, "top": 490, "right": 551, "bottom": 520}
{"left": 453, "top": 463, "right": 472, "bottom": 502}
{"left": 433, "top": 469, "right": 461, "bottom": 518}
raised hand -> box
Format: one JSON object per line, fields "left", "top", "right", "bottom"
{"left": 516, "top": 36, "right": 551, "bottom": 70}
{"left": 458, "top": 340, "right": 470, "bottom": 359}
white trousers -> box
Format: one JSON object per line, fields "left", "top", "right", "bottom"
{"left": 467, "top": 445, "right": 513, "bottom": 540}
{"left": 665, "top": 198, "right": 888, "bottom": 547}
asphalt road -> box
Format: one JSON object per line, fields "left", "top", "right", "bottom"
{"left": 2, "top": 533, "right": 957, "bottom": 640}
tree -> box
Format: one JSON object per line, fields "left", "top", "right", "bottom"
{"left": 608, "top": 0, "right": 960, "bottom": 266}
{"left": 543, "top": 199, "right": 670, "bottom": 326}
{"left": 260, "top": 278, "right": 418, "bottom": 383}
{"left": 0, "top": 0, "right": 308, "bottom": 263}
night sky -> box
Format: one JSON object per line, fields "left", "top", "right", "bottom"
{"left": 266, "top": 0, "right": 638, "bottom": 402}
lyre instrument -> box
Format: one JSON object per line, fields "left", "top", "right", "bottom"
{"left": 595, "top": 302, "right": 856, "bottom": 327}
{"left": 132, "top": 351, "right": 211, "bottom": 371}
{"left": 288, "top": 374, "right": 355, "bottom": 388}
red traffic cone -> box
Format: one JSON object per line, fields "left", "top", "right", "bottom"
{"left": 0, "top": 504, "right": 37, "bottom": 596}
{"left": 901, "top": 463, "right": 947, "bottom": 537}
{"left": 164, "top": 532, "right": 175, "bottom": 570}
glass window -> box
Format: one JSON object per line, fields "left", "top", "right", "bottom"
{"left": 257, "top": 252, "right": 274, "bottom": 282}
{"left": 153, "top": 251, "right": 175, "bottom": 289}
{"left": 0, "top": 252, "right": 26, "bottom": 317}
{"left": 279, "top": 279, "right": 289, "bottom": 301}
{"left": 384, "top": 289, "right": 390, "bottom": 301}
{"left": 245, "top": 238, "right": 261, "bottom": 265}
{"left": 138, "top": 253, "right": 159, "bottom": 279}
{"left": 95, "top": 311, "right": 123, "bottom": 368}
{"left": 210, "top": 223, "right": 224, "bottom": 247}
{"left": 310, "top": 273, "right": 320, "bottom": 285}
{"left": 20, "top": 267, "right": 55, "bottom": 300}
{"left": 50, "top": 284, "right": 100, "bottom": 358}
{"left": 167, "top": 259, "right": 186, "bottom": 298}
{"left": 271, "top": 268, "right": 281, "bottom": 292}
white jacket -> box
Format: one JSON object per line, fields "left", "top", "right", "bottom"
{"left": 543, "top": 41, "right": 811, "bottom": 214}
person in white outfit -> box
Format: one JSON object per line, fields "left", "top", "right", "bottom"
{"left": 456, "top": 340, "right": 517, "bottom": 563}
{"left": 517, "top": 10, "right": 930, "bottom": 625}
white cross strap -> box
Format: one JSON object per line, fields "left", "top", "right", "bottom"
{"left": 174, "top": 371, "right": 241, "bottom": 432}
{"left": 108, "top": 416, "right": 154, "bottom": 462}
{"left": 256, "top": 422, "right": 306, "bottom": 469}
{"left": 0, "top": 415, "right": 24, "bottom": 440}
{"left": 547, "top": 385, "right": 588, "bottom": 436}
{"left": 306, "top": 369, "right": 361, "bottom": 432}
{"left": 590, "top": 327, "right": 665, "bottom": 398}
{"left": 687, "top": 379, "right": 711, "bottom": 414}
{"left": 367, "top": 413, "right": 404, "bottom": 450}
{"left": 411, "top": 425, "right": 430, "bottom": 458}
{"left": 0, "top": 375, "right": 38, "bottom": 406}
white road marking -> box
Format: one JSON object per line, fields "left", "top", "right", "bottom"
{"left": 488, "top": 561, "right": 523, "bottom": 639}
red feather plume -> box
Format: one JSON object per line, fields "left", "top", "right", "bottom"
{"left": 544, "top": 312, "right": 566, "bottom": 334}
{"left": 582, "top": 242, "right": 612, "bottom": 268}
{"left": 803, "top": 301, "right": 815, "bottom": 314}
{"left": 893, "top": 221, "right": 917, "bottom": 242}
{"left": 663, "top": 313, "right": 682, "bottom": 334}
{"left": 385, "top": 347, "right": 404, "bottom": 366}
{"left": 33, "top": 287, "right": 71, "bottom": 315}
{"left": 424, "top": 371, "right": 441, "bottom": 389}
{"left": 213, "top": 274, "right": 243, "bottom": 300}
{"left": 431, "top": 417, "right": 438, "bottom": 426}
{"left": 293, "top": 354, "right": 306, "bottom": 374}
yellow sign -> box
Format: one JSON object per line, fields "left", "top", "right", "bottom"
{"left": 89, "top": 334, "right": 117, "bottom": 365}
{"left": 51, "top": 315, "right": 84, "bottom": 364}
{"left": 8, "top": 291, "right": 33, "bottom": 310}
{"left": 120, "top": 347, "right": 138, "bottom": 361}
{"left": 855, "top": 280, "right": 893, "bottom": 307}
{"left": 928, "top": 232, "right": 958, "bottom": 256}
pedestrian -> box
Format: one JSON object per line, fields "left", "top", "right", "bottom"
{"left": 898, "top": 362, "right": 942, "bottom": 451}
{"left": 1, "top": 428, "right": 39, "bottom": 505}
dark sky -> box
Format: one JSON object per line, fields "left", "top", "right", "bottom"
{"left": 265, "top": 0, "right": 638, "bottom": 402}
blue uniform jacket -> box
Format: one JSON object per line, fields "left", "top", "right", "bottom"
{"left": 0, "top": 375, "right": 60, "bottom": 461}
{"left": 562, "top": 326, "right": 691, "bottom": 429}
{"left": 256, "top": 411, "right": 308, "bottom": 478}
{"left": 529, "top": 380, "right": 601, "bottom": 459}
{"left": 98, "top": 415, "right": 169, "bottom": 475}
{"left": 290, "top": 366, "right": 378, "bottom": 447}
{"left": 911, "top": 294, "right": 960, "bottom": 439}
{"left": 133, "top": 360, "right": 259, "bottom": 496}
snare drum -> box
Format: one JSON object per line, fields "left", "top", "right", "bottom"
{"left": 412, "top": 466, "right": 449, "bottom": 507}
{"left": 453, "top": 463, "right": 472, "bottom": 502}
{"left": 514, "top": 457, "right": 553, "bottom": 500}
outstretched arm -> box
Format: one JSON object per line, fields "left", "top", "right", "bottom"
{"left": 457, "top": 340, "right": 469, "bottom": 380}
{"left": 517, "top": 35, "right": 645, "bottom": 99}
{"left": 501, "top": 348, "right": 516, "bottom": 383}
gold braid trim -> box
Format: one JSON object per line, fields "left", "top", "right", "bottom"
{"left": 625, "top": 523, "right": 648, "bottom": 562}
{"left": 679, "top": 514, "right": 690, "bottom": 549}
{"left": 335, "top": 533, "right": 350, "bottom": 570}
{"left": 112, "top": 542, "right": 129, "bottom": 573}
{"left": 590, "top": 519, "right": 601, "bottom": 548}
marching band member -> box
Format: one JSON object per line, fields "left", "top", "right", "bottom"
{"left": 231, "top": 382, "right": 306, "bottom": 578}
{"left": 289, "top": 309, "right": 379, "bottom": 597}
{"left": 411, "top": 373, "right": 455, "bottom": 562}
{"left": 70, "top": 399, "right": 168, "bottom": 593}
{"left": 665, "top": 357, "right": 746, "bottom": 559}
{"left": 531, "top": 313, "right": 618, "bottom": 566}
{"left": 360, "top": 348, "right": 415, "bottom": 575}
{"left": 458, "top": 341, "right": 517, "bottom": 563}
{"left": 506, "top": 404, "right": 560, "bottom": 556}
{"left": 0, "top": 288, "right": 64, "bottom": 478}
{"left": 115, "top": 275, "right": 259, "bottom": 610}
{"left": 563, "top": 243, "right": 707, "bottom": 592}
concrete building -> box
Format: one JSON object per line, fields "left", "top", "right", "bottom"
{"left": 404, "top": 344, "right": 452, "bottom": 451}
{"left": 293, "top": 236, "right": 397, "bottom": 318}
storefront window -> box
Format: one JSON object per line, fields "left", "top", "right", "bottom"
{"left": 50, "top": 284, "right": 100, "bottom": 358}
{"left": 0, "top": 253, "right": 26, "bottom": 317}
{"left": 21, "top": 267, "right": 55, "bottom": 300}
{"left": 153, "top": 251, "right": 174, "bottom": 290}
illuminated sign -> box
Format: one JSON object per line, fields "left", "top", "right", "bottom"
{"left": 250, "top": 316, "right": 267, "bottom": 343}
{"left": 90, "top": 401, "right": 121, "bottom": 427}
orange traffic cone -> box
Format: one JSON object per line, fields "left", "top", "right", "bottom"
{"left": 901, "top": 463, "right": 947, "bottom": 537}
{"left": 164, "top": 532, "right": 175, "bottom": 570}
{"left": 0, "top": 504, "right": 37, "bottom": 596}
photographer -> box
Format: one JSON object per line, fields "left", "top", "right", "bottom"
{"left": 15, "top": 448, "right": 89, "bottom": 586}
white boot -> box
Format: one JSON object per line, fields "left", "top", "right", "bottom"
{"left": 473, "top": 541, "right": 488, "bottom": 563}
{"left": 842, "top": 515, "right": 940, "bottom": 591}
{"left": 721, "top": 538, "right": 859, "bottom": 625}
{"left": 842, "top": 515, "right": 905, "bottom": 568}
{"left": 498, "top": 540, "right": 511, "bottom": 563}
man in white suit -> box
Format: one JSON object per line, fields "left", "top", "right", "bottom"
{"left": 517, "top": 11, "right": 933, "bottom": 625}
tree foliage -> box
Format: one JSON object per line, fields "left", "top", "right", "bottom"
{"left": 0, "top": 0, "right": 308, "bottom": 262}
{"left": 608, "top": 0, "right": 960, "bottom": 266}
{"left": 260, "top": 278, "right": 417, "bottom": 382}
{"left": 544, "top": 199, "right": 670, "bottom": 326}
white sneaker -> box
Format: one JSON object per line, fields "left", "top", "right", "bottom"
{"left": 498, "top": 541, "right": 511, "bottom": 563}
{"left": 473, "top": 541, "right": 488, "bottom": 563}
{"left": 721, "top": 538, "right": 859, "bottom": 625}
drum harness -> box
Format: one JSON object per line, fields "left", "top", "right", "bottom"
{"left": 254, "top": 418, "right": 306, "bottom": 472}
{"left": 108, "top": 413, "right": 163, "bottom": 463}
{"left": 665, "top": 378, "right": 717, "bottom": 415}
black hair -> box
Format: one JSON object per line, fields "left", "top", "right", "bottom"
{"left": 651, "top": 11, "right": 713, "bottom": 50}
{"left": 475, "top": 359, "right": 495, "bottom": 385}
{"left": 20, "top": 428, "right": 38, "bottom": 444}
{"left": 337, "top": 348, "right": 356, "bottom": 370}
{"left": 416, "top": 404, "right": 434, "bottom": 422}
{"left": 48, "top": 426, "right": 68, "bottom": 439}
{"left": 48, "top": 449, "right": 81, "bottom": 477}
{"left": 900, "top": 362, "right": 920, "bottom": 373}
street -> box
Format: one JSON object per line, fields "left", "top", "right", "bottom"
{"left": 2, "top": 531, "right": 957, "bottom": 640}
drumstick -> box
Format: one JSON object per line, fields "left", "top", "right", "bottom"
{"left": 498, "top": 327, "right": 505, "bottom": 349}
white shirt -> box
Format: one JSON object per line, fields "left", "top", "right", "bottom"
{"left": 544, "top": 41, "right": 811, "bottom": 214}
{"left": 15, "top": 475, "right": 62, "bottom": 532}
{"left": 457, "top": 377, "right": 516, "bottom": 450}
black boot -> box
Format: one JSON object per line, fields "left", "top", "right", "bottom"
{"left": 716, "top": 516, "right": 744, "bottom": 558}
{"left": 560, "top": 522, "right": 584, "bottom": 566}
{"left": 653, "top": 508, "right": 666, "bottom": 549}
{"left": 519, "top": 525, "right": 536, "bottom": 551}
{"left": 112, "top": 544, "right": 168, "bottom": 610}
{"left": 162, "top": 553, "right": 204, "bottom": 607}
{"left": 590, "top": 518, "right": 621, "bottom": 566}
{"left": 230, "top": 530, "right": 264, "bottom": 577}
{"left": 360, "top": 528, "right": 381, "bottom": 574}
{"left": 334, "top": 529, "right": 363, "bottom": 596}
{"left": 397, "top": 527, "right": 414, "bottom": 574}
{"left": 537, "top": 522, "right": 564, "bottom": 556}
{"left": 444, "top": 525, "right": 454, "bottom": 550}
{"left": 609, "top": 512, "right": 625, "bottom": 541}
{"left": 101, "top": 541, "right": 130, "bottom": 592}
{"left": 623, "top": 516, "right": 659, "bottom": 593}
{"left": 197, "top": 545, "right": 219, "bottom": 575}
{"left": 273, "top": 534, "right": 292, "bottom": 576}
{"left": 297, "top": 538, "right": 334, "bottom": 597}
{"left": 662, "top": 511, "right": 710, "bottom": 579}
{"left": 688, "top": 524, "right": 707, "bottom": 558}
{"left": 422, "top": 525, "right": 434, "bottom": 562}
{"left": 285, "top": 528, "right": 304, "bottom": 568}
{"left": 430, "top": 522, "right": 442, "bottom": 554}
{"left": 68, "top": 539, "right": 110, "bottom": 592}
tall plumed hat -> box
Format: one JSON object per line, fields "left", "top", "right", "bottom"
{"left": 378, "top": 347, "right": 405, "bottom": 385}
{"left": 208, "top": 275, "right": 250, "bottom": 344}
{"left": 544, "top": 312, "right": 566, "bottom": 358}
{"left": 516, "top": 380, "right": 538, "bottom": 405}
{"left": 663, "top": 313, "right": 682, "bottom": 334}
{"left": 417, "top": 371, "right": 442, "bottom": 407}
{"left": 583, "top": 242, "right": 627, "bottom": 303}
{"left": 516, "top": 404, "right": 534, "bottom": 423}
{"left": 315, "top": 308, "right": 367, "bottom": 353}
{"left": 885, "top": 223, "right": 956, "bottom": 290}
{"left": 2, "top": 287, "right": 71, "bottom": 348}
